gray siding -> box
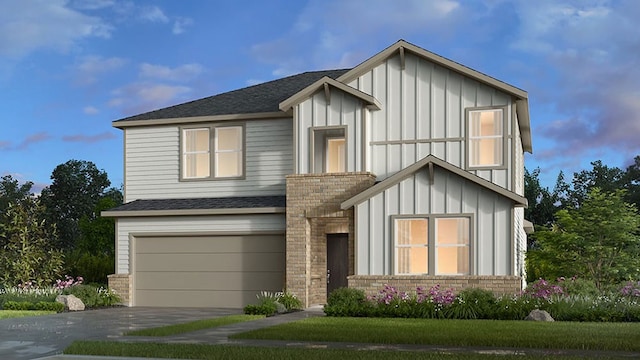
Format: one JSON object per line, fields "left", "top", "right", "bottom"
{"left": 354, "top": 166, "right": 513, "bottom": 276}
{"left": 115, "top": 214, "right": 286, "bottom": 274}
{"left": 349, "top": 52, "right": 515, "bottom": 190}
{"left": 295, "top": 90, "right": 365, "bottom": 173}
{"left": 124, "top": 118, "right": 292, "bottom": 201}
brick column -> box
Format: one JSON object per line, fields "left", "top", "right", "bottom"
{"left": 108, "top": 274, "right": 132, "bottom": 306}
{"left": 286, "top": 172, "right": 376, "bottom": 307}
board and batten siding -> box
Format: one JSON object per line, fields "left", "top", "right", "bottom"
{"left": 354, "top": 166, "right": 513, "bottom": 276}
{"left": 346, "top": 52, "right": 515, "bottom": 191}
{"left": 294, "top": 90, "right": 365, "bottom": 173}
{"left": 124, "top": 118, "right": 293, "bottom": 201}
{"left": 115, "top": 214, "right": 286, "bottom": 274}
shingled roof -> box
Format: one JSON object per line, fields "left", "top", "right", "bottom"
{"left": 106, "top": 195, "right": 286, "bottom": 213}
{"left": 114, "top": 69, "right": 350, "bottom": 123}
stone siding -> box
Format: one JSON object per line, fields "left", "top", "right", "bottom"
{"left": 286, "top": 172, "right": 376, "bottom": 307}
{"left": 108, "top": 274, "right": 132, "bottom": 306}
{"left": 349, "top": 275, "right": 522, "bottom": 297}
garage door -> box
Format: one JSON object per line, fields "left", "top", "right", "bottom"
{"left": 134, "top": 234, "right": 285, "bottom": 307}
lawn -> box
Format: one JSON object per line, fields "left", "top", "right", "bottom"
{"left": 64, "top": 317, "right": 640, "bottom": 359}
{"left": 231, "top": 317, "right": 640, "bottom": 352}
{"left": 64, "top": 342, "right": 617, "bottom": 360}
{"left": 0, "top": 310, "right": 56, "bottom": 319}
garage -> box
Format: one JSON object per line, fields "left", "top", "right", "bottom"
{"left": 133, "top": 234, "right": 285, "bottom": 307}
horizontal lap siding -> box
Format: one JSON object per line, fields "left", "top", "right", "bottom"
{"left": 115, "top": 214, "right": 285, "bottom": 274}
{"left": 355, "top": 166, "right": 513, "bottom": 276}
{"left": 125, "top": 118, "right": 293, "bottom": 201}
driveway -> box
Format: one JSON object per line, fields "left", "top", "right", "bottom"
{"left": 0, "top": 307, "right": 242, "bottom": 359}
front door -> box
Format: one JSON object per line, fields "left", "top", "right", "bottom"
{"left": 326, "top": 233, "right": 349, "bottom": 298}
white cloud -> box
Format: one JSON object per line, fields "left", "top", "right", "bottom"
{"left": 250, "top": 0, "right": 464, "bottom": 75}
{"left": 139, "top": 63, "right": 204, "bottom": 82}
{"left": 74, "top": 55, "right": 127, "bottom": 85}
{"left": 70, "top": 0, "right": 115, "bottom": 10}
{"left": 173, "top": 17, "right": 193, "bottom": 35}
{"left": 109, "top": 82, "right": 191, "bottom": 115}
{"left": 83, "top": 106, "right": 99, "bottom": 115}
{"left": 0, "top": 0, "right": 113, "bottom": 59}
{"left": 139, "top": 5, "right": 169, "bottom": 23}
{"left": 62, "top": 132, "right": 117, "bottom": 143}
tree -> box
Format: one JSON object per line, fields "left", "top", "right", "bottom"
{"left": 623, "top": 155, "right": 640, "bottom": 209}
{"left": 524, "top": 168, "right": 560, "bottom": 228}
{"left": 0, "top": 197, "right": 64, "bottom": 287}
{"left": 526, "top": 188, "right": 640, "bottom": 289}
{"left": 567, "top": 160, "right": 625, "bottom": 208}
{"left": 40, "top": 160, "right": 111, "bottom": 251}
{"left": 0, "top": 175, "right": 33, "bottom": 214}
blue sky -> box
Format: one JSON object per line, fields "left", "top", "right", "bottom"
{"left": 1, "top": 0, "right": 639, "bottom": 192}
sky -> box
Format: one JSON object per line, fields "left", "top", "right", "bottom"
{"left": 1, "top": 0, "right": 639, "bottom": 193}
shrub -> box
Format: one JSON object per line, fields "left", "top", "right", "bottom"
{"left": 277, "top": 290, "right": 303, "bottom": 311}
{"left": 524, "top": 278, "right": 564, "bottom": 301}
{"left": 243, "top": 303, "right": 278, "bottom": 316}
{"left": 324, "top": 287, "right": 371, "bottom": 317}
{"left": 34, "top": 301, "right": 65, "bottom": 312}
{"left": 3, "top": 301, "right": 33, "bottom": 310}
{"left": 559, "top": 277, "right": 600, "bottom": 297}
{"left": 64, "top": 251, "right": 114, "bottom": 285}
{"left": 446, "top": 288, "right": 496, "bottom": 319}
{"left": 63, "top": 284, "right": 120, "bottom": 308}
{"left": 0, "top": 286, "right": 58, "bottom": 308}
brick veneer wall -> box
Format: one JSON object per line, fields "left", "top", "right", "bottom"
{"left": 108, "top": 274, "right": 132, "bottom": 306}
{"left": 286, "top": 172, "right": 376, "bottom": 307}
{"left": 349, "top": 275, "right": 522, "bottom": 297}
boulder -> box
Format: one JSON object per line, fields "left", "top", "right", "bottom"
{"left": 56, "top": 294, "right": 86, "bottom": 311}
{"left": 525, "top": 309, "right": 554, "bottom": 321}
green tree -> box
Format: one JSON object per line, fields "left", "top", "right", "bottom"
{"left": 567, "top": 160, "right": 625, "bottom": 208}
{"left": 526, "top": 188, "right": 640, "bottom": 289}
{"left": 0, "top": 197, "right": 64, "bottom": 287}
{"left": 623, "top": 155, "right": 640, "bottom": 209}
{"left": 524, "top": 168, "right": 560, "bottom": 228}
{"left": 40, "top": 160, "right": 111, "bottom": 251}
{"left": 0, "top": 175, "right": 33, "bottom": 214}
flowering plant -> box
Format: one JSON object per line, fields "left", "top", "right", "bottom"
{"left": 54, "top": 275, "right": 84, "bottom": 290}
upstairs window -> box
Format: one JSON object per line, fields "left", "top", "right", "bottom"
{"left": 312, "top": 127, "right": 346, "bottom": 173}
{"left": 182, "top": 125, "right": 244, "bottom": 180}
{"left": 468, "top": 108, "right": 504, "bottom": 168}
{"left": 394, "top": 216, "right": 470, "bottom": 275}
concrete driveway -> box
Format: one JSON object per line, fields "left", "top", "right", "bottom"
{"left": 0, "top": 307, "right": 242, "bottom": 359}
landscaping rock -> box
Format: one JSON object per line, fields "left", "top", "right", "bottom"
{"left": 525, "top": 309, "right": 554, "bottom": 321}
{"left": 56, "top": 294, "right": 86, "bottom": 311}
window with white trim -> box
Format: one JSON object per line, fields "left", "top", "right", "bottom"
{"left": 468, "top": 108, "right": 503, "bottom": 167}
{"left": 312, "top": 127, "right": 346, "bottom": 173}
{"left": 182, "top": 125, "right": 244, "bottom": 179}
{"left": 394, "top": 217, "right": 470, "bottom": 275}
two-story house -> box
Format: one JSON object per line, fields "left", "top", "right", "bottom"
{"left": 103, "top": 40, "right": 532, "bottom": 308}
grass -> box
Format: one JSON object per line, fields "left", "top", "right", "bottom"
{"left": 64, "top": 341, "right": 618, "bottom": 360}
{"left": 0, "top": 310, "right": 56, "bottom": 319}
{"left": 125, "top": 314, "right": 264, "bottom": 336}
{"left": 231, "top": 317, "right": 640, "bottom": 352}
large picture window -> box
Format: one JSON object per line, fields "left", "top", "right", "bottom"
{"left": 394, "top": 217, "right": 470, "bottom": 275}
{"left": 182, "top": 125, "right": 244, "bottom": 180}
{"left": 468, "top": 108, "right": 503, "bottom": 167}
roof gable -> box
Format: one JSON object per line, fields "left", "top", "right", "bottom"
{"left": 338, "top": 40, "right": 532, "bottom": 153}
{"left": 279, "top": 76, "right": 381, "bottom": 112}
{"left": 341, "top": 155, "right": 528, "bottom": 209}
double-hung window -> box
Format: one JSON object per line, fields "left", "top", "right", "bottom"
{"left": 394, "top": 216, "right": 470, "bottom": 275}
{"left": 467, "top": 108, "right": 504, "bottom": 168}
{"left": 312, "top": 127, "right": 346, "bottom": 173}
{"left": 182, "top": 125, "right": 244, "bottom": 180}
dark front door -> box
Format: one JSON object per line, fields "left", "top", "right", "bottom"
{"left": 326, "top": 233, "right": 349, "bottom": 298}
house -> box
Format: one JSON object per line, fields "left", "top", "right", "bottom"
{"left": 103, "top": 40, "right": 532, "bottom": 308}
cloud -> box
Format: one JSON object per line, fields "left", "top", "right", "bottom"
{"left": 0, "top": 0, "right": 113, "bottom": 59}
{"left": 511, "top": 0, "right": 640, "bottom": 158}
{"left": 2, "top": 132, "right": 54, "bottom": 151}
{"left": 173, "top": 17, "right": 193, "bottom": 34}
{"left": 62, "top": 132, "right": 117, "bottom": 143}
{"left": 139, "top": 63, "right": 204, "bottom": 82}
{"left": 83, "top": 106, "right": 99, "bottom": 115}
{"left": 139, "top": 5, "right": 169, "bottom": 23}
{"left": 250, "top": 0, "right": 464, "bottom": 76}
{"left": 109, "top": 82, "right": 191, "bottom": 115}
{"left": 74, "top": 55, "right": 127, "bottom": 85}
{"left": 70, "top": 0, "right": 115, "bottom": 10}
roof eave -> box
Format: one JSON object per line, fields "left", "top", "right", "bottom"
{"left": 279, "top": 77, "right": 381, "bottom": 112}
{"left": 112, "top": 111, "right": 288, "bottom": 129}
{"left": 101, "top": 206, "right": 286, "bottom": 218}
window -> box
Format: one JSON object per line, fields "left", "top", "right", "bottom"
{"left": 468, "top": 108, "right": 503, "bottom": 167}
{"left": 312, "top": 127, "right": 346, "bottom": 173}
{"left": 182, "top": 125, "right": 244, "bottom": 179}
{"left": 394, "top": 217, "right": 470, "bottom": 275}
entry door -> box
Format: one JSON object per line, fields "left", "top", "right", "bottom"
{"left": 326, "top": 233, "right": 349, "bottom": 297}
